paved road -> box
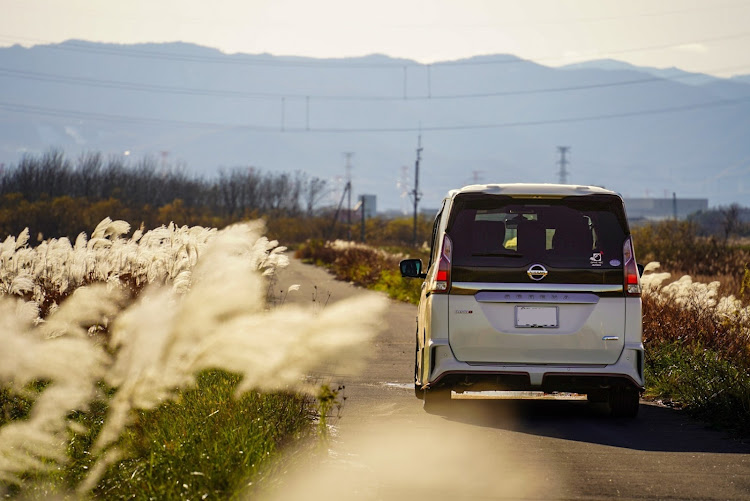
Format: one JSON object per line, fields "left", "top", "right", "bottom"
{"left": 267, "top": 258, "right": 750, "bottom": 500}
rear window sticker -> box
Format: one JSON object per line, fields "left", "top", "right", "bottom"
{"left": 590, "top": 252, "right": 602, "bottom": 267}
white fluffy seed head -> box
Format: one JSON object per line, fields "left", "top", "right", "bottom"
{"left": 0, "top": 218, "right": 389, "bottom": 490}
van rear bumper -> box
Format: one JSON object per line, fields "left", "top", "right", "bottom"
{"left": 427, "top": 340, "right": 644, "bottom": 392}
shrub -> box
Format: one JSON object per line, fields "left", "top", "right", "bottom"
{"left": 642, "top": 265, "right": 750, "bottom": 362}
{"left": 645, "top": 343, "right": 750, "bottom": 435}
{"left": 632, "top": 220, "right": 750, "bottom": 295}
{"left": 642, "top": 263, "right": 750, "bottom": 434}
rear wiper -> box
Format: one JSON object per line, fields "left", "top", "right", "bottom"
{"left": 472, "top": 252, "right": 524, "bottom": 258}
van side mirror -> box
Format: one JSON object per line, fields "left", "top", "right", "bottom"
{"left": 400, "top": 258, "right": 426, "bottom": 278}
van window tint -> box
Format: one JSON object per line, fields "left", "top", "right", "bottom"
{"left": 447, "top": 196, "right": 627, "bottom": 268}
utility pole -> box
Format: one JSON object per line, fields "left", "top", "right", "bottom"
{"left": 328, "top": 180, "right": 350, "bottom": 240}
{"left": 556, "top": 146, "right": 570, "bottom": 184}
{"left": 360, "top": 195, "right": 366, "bottom": 242}
{"left": 410, "top": 136, "right": 423, "bottom": 247}
{"left": 344, "top": 152, "right": 354, "bottom": 241}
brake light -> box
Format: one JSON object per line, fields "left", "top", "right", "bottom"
{"left": 430, "top": 234, "right": 453, "bottom": 294}
{"left": 623, "top": 236, "right": 641, "bottom": 296}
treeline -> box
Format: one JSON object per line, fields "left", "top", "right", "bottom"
{"left": 632, "top": 219, "right": 750, "bottom": 299}
{"left": 0, "top": 150, "right": 434, "bottom": 246}
{"left": 0, "top": 150, "right": 328, "bottom": 240}
{"left": 688, "top": 204, "right": 750, "bottom": 239}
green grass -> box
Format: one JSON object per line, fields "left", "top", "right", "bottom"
{"left": 372, "top": 269, "right": 422, "bottom": 304}
{"left": 96, "top": 371, "right": 313, "bottom": 499}
{"left": 645, "top": 342, "right": 750, "bottom": 435}
{"left": 3, "top": 371, "right": 314, "bottom": 499}
{"left": 0, "top": 385, "right": 37, "bottom": 426}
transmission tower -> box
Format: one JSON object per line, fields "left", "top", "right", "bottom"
{"left": 557, "top": 146, "right": 570, "bottom": 184}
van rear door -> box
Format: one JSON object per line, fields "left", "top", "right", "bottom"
{"left": 445, "top": 194, "right": 629, "bottom": 365}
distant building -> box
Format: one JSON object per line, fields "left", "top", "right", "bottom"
{"left": 624, "top": 197, "right": 708, "bottom": 221}
{"left": 360, "top": 194, "right": 377, "bottom": 219}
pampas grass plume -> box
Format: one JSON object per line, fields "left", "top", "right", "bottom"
{"left": 0, "top": 218, "right": 388, "bottom": 493}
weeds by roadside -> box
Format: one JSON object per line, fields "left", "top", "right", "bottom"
{"left": 645, "top": 343, "right": 750, "bottom": 435}
{"left": 632, "top": 220, "right": 750, "bottom": 299}
{"left": 641, "top": 264, "right": 750, "bottom": 435}
{"left": 295, "top": 239, "right": 426, "bottom": 304}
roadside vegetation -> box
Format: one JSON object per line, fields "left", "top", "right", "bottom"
{"left": 295, "top": 239, "right": 427, "bottom": 304}
{"left": 632, "top": 218, "right": 750, "bottom": 298}
{"left": 0, "top": 218, "right": 386, "bottom": 497}
{"left": 632, "top": 219, "right": 750, "bottom": 435}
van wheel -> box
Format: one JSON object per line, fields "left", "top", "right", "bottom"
{"left": 423, "top": 388, "right": 451, "bottom": 413}
{"left": 414, "top": 335, "right": 424, "bottom": 400}
{"left": 609, "top": 387, "right": 640, "bottom": 418}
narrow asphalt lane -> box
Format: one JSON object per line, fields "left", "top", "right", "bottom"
{"left": 266, "top": 258, "right": 750, "bottom": 501}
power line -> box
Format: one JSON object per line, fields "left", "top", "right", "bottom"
{"left": 0, "top": 36, "right": 412, "bottom": 68}
{"left": 397, "top": 1, "right": 750, "bottom": 29}
{"left": 1, "top": 63, "right": 748, "bottom": 103}
{"left": 441, "top": 32, "right": 750, "bottom": 67}
{"left": 3, "top": 0, "right": 745, "bottom": 45}
{"left": 0, "top": 101, "right": 251, "bottom": 130}
{"left": 306, "top": 96, "right": 750, "bottom": 132}
{"left": 1, "top": 94, "right": 749, "bottom": 133}
{"left": 525, "top": 1, "right": 750, "bottom": 25}
{"left": 2, "top": 30, "right": 750, "bottom": 69}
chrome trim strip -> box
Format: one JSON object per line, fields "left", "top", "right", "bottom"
{"left": 602, "top": 336, "right": 620, "bottom": 341}
{"left": 476, "top": 291, "right": 600, "bottom": 304}
{"left": 452, "top": 282, "right": 623, "bottom": 293}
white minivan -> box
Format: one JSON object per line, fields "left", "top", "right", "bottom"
{"left": 400, "top": 184, "right": 644, "bottom": 417}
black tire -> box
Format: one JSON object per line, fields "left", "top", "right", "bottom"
{"left": 423, "top": 387, "right": 451, "bottom": 414}
{"left": 609, "top": 387, "right": 640, "bottom": 418}
{"left": 414, "top": 334, "right": 424, "bottom": 400}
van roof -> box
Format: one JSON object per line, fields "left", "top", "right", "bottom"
{"left": 446, "top": 183, "right": 621, "bottom": 199}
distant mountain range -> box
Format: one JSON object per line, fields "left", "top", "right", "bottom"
{"left": 1, "top": 40, "right": 749, "bottom": 210}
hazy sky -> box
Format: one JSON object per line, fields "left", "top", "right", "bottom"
{"left": 2, "top": 0, "right": 750, "bottom": 77}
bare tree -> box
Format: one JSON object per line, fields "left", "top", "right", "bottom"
{"left": 720, "top": 203, "right": 743, "bottom": 243}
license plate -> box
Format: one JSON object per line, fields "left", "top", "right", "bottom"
{"left": 515, "top": 306, "right": 558, "bottom": 328}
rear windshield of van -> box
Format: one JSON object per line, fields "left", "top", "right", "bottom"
{"left": 447, "top": 194, "right": 628, "bottom": 269}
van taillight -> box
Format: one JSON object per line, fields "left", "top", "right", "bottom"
{"left": 623, "top": 236, "right": 641, "bottom": 296}
{"left": 431, "top": 234, "right": 453, "bottom": 293}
